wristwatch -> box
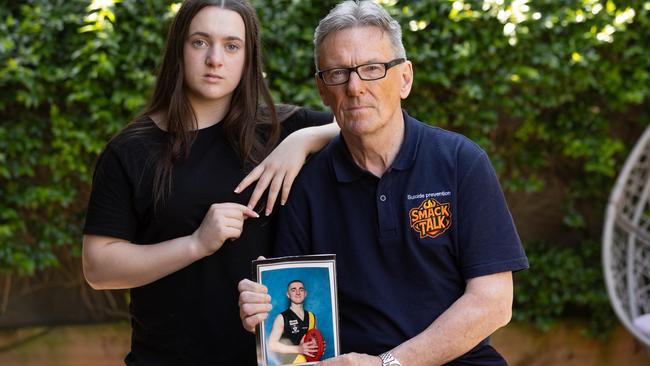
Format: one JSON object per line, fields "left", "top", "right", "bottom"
{"left": 379, "top": 351, "right": 402, "bottom": 366}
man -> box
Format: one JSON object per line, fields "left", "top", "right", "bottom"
{"left": 239, "top": 1, "right": 529, "bottom": 365}
{"left": 267, "top": 280, "right": 318, "bottom": 363}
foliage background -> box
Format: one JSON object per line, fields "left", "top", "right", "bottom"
{"left": 1, "top": 0, "right": 649, "bottom": 334}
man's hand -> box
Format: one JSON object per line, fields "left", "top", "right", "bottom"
{"left": 318, "top": 353, "right": 381, "bottom": 366}
{"left": 238, "top": 278, "right": 272, "bottom": 332}
{"left": 299, "top": 338, "right": 318, "bottom": 357}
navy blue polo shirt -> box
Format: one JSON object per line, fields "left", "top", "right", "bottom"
{"left": 274, "top": 110, "right": 528, "bottom": 365}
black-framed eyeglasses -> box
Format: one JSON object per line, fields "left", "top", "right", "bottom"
{"left": 316, "top": 58, "right": 406, "bottom": 86}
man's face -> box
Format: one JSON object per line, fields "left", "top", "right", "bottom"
{"left": 315, "top": 26, "right": 413, "bottom": 139}
{"left": 287, "top": 282, "right": 306, "bottom": 305}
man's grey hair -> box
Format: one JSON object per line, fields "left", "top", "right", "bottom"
{"left": 314, "top": 0, "right": 406, "bottom": 69}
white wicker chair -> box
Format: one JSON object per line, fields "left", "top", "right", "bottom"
{"left": 603, "top": 126, "right": 650, "bottom": 347}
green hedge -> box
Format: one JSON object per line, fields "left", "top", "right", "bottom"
{"left": 1, "top": 0, "right": 649, "bottom": 332}
{"left": 513, "top": 241, "right": 615, "bottom": 336}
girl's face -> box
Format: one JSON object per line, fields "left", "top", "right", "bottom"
{"left": 183, "top": 6, "right": 246, "bottom": 108}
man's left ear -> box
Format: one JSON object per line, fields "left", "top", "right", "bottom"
{"left": 400, "top": 60, "right": 414, "bottom": 99}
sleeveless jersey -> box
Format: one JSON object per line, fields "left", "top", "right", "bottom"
{"left": 281, "top": 309, "right": 316, "bottom": 364}
{"left": 281, "top": 308, "right": 315, "bottom": 345}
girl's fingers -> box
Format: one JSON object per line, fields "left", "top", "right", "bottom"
{"left": 264, "top": 171, "right": 286, "bottom": 215}
{"left": 234, "top": 165, "right": 264, "bottom": 194}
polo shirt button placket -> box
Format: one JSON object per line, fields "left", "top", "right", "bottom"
{"left": 377, "top": 190, "right": 396, "bottom": 239}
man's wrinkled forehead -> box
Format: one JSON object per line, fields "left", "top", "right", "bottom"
{"left": 317, "top": 26, "right": 391, "bottom": 65}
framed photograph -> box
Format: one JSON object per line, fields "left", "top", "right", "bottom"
{"left": 253, "top": 254, "right": 339, "bottom": 366}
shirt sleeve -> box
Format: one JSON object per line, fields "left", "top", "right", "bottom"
{"left": 280, "top": 107, "right": 334, "bottom": 138}
{"left": 83, "top": 145, "right": 138, "bottom": 241}
{"left": 457, "top": 152, "right": 529, "bottom": 279}
{"left": 273, "top": 191, "right": 312, "bottom": 257}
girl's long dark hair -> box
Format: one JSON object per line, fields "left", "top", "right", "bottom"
{"left": 121, "top": 0, "right": 284, "bottom": 207}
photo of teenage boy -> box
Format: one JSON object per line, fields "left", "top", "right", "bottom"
{"left": 267, "top": 280, "right": 319, "bottom": 364}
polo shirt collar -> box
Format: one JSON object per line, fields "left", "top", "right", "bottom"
{"left": 331, "top": 109, "right": 420, "bottom": 183}
{"left": 391, "top": 110, "right": 420, "bottom": 171}
{"left": 331, "top": 134, "right": 364, "bottom": 183}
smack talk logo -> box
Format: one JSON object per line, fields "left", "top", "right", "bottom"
{"left": 409, "top": 198, "right": 452, "bottom": 239}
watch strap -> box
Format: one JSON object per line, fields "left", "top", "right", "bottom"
{"left": 379, "top": 351, "right": 402, "bottom": 366}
